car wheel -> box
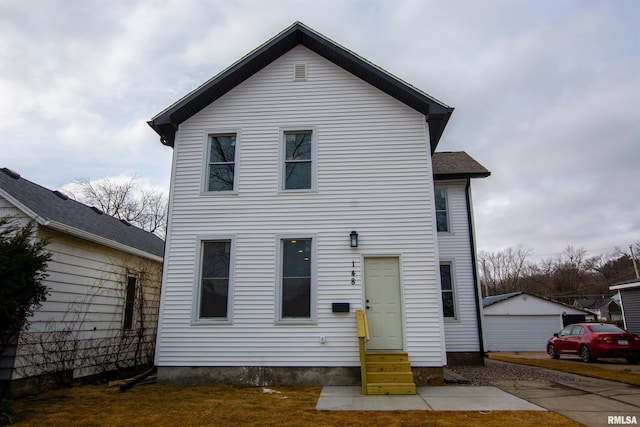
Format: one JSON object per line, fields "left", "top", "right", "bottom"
{"left": 626, "top": 358, "right": 639, "bottom": 365}
{"left": 580, "top": 345, "right": 594, "bottom": 363}
{"left": 548, "top": 343, "right": 559, "bottom": 359}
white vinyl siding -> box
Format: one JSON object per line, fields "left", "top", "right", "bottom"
{"left": 156, "top": 45, "right": 444, "bottom": 368}
{"left": 12, "top": 227, "right": 162, "bottom": 380}
{"left": 436, "top": 180, "right": 482, "bottom": 352}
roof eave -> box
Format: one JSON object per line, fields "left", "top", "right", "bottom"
{"left": 433, "top": 171, "right": 491, "bottom": 181}
{"left": 149, "top": 22, "right": 453, "bottom": 149}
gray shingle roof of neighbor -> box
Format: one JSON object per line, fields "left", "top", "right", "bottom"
{"left": 432, "top": 151, "right": 490, "bottom": 180}
{"left": 0, "top": 168, "right": 165, "bottom": 259}
{"left": 148, "top": 21, "right": 454, "bottom": 153}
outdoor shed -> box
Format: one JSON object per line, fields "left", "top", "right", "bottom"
{"left": 610, "top": 280, "right": 640, "bottom": 335}
{"left": 482, "top": 292, "right": 588, "bottom": 352}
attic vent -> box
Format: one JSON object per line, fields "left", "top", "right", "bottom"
{"left": 293, "top": 63, "right": 307, "bottom": 81}
{"left": 53, "top": 190, "right": 69, "bottom": 200}
{"left": 120, "top": 219, "right": 131, "bottom": 226}
{"left": 90, "top": 206, "right": 104, "bottom": 215}
{"left": 1, "top": 168, "right": 20, "bottom": 180}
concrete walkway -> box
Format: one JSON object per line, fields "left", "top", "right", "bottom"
{"left": 494, "top": 376, "right": 640, "bottom": 427}
{"left": 315, "top": 385, "right": 545, "bottom": 411}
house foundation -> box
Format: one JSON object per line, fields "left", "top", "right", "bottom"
{"left": 157, "top": 366, "right": 444, "bottom": 387}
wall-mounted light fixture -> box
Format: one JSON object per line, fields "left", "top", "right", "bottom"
{"left": 350, "top": 230, "right": 358, "bottom": 248}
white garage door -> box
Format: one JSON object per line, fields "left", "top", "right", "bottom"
{"left": 484, "top": 315, "right": 562, "bottom": 352}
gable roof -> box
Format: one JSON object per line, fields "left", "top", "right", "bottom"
{"left": 148, "top": 22, "right": 454, "bottom": 152}
{"left": 482, "top": 292, "right": 522, "bottom": 307}
{"left": 432, "top": 152, "right": 490, "bottom": 180}
{"left": 0, "top": 168, "right": 164, "bottom": 261}
{"left": 482, "top": 291, "right": 590, "bottom": 314}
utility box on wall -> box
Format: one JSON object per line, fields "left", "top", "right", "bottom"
{"left": 332, "top": 303, "right": 350, "bottom": 313}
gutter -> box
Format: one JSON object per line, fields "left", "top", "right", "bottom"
{"left": 45, "top": 220, "right": 163, "bottom": 263}
{"left": 466, "top": 178, "right": 485, "bottom": 354}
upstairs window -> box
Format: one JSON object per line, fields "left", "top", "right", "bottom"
{"left": 283, "top": 130, "right": 313, "bottom": 190}
{"left": 207, "top": 134, "right": 237, "bottom": 191}
{"left": 434, "top": 188, "right": 449, "bottom": 232}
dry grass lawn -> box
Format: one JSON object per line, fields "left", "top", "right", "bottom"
{"left": 9, "top": 383, "right": 580, "bottom": 427}
{"left": 489, "top": 353, "right": 640, "bottom": 386}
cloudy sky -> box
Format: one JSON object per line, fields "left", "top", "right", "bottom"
{"left": 2, "top": 0, "right": 638, "bottom": 259}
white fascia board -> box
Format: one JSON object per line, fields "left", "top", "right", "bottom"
{"left": 610, "top": 281, "right": 640, "bottom": 291}
{"left": 0, "top": 188, "right": 50, "bottom": 226}
{"left": 45, "top": 220, "right": 163, "bottom": 263}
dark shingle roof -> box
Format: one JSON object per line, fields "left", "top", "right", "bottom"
{"left": 432, "top": 152, "right": 490, "bottom": 180}
{"left": 148, "top": 22, "right": 454, "bottom": 152}
{"left": 482, "top": 292, "right": 522, "bottom": 307}
{"left": 0, "top": 168, "right": 164, "bottom": 259}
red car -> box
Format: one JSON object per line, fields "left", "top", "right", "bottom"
{"left": 547, "top": 323, "right": 640, "bottom": 364}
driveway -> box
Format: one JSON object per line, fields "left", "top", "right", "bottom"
{"left": 493, "top": 351, "right": 640, "bottom": 374}
{"left": 487, "top": 354, "right": 640, "bottom": 427}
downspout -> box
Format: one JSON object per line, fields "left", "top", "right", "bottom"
{"left": 465, "top": 178, "right": 485, "bottom": 355}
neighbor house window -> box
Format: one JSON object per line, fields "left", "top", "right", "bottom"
{"left": 440, "top": 263, "right": 456, "bottom": 318}
{"left": 280, "top": 238, "right": 313, "bottom": 320}
{"left": 123, "top": 274, "right": 137, "bottom": 330}
{"left": 199, "top": 240, "right": 232, "bottom": 319}
{"left": 283, "top": 130, "right": 313, "bottom": 190}
{"left": 207, "top": 134, "right": 237, "bottom": 191}
{"left": 435, "top": 188, "right": 449, "bottom": 232}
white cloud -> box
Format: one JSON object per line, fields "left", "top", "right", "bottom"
{"left": 1, "top": 0, "right": 638, "bottom": 258}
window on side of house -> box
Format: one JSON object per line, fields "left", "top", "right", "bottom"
{"left": 280, "top": 238, "right": 313, "bottom": 320}
{"left": 283, "top": 130, "right": 312, "bottom": 190}
{"left": 434, "top": 188, "right": 449, "bottom": 232}
{"left": 199, "top": 240, "right": 232, "bottom": 319}
{"left": 123, "top": 274, "right": 137, "bottom": 330}
{"left": 207, "top": 134, "right": 237, "bottom": 191}
{"left": 440, "top": 263, "right": 456, "bottom": 319}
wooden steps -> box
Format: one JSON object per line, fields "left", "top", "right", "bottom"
{"left": 364, "top": 351, "right": 416, "bottom": 395}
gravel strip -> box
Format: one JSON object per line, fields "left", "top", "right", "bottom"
{"left": 448, "top": 358, "right": 579, "bottom": 386}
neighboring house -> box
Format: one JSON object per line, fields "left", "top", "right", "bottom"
{"left": 482, "top": 292, "right": 589, "bottom": 352}
{"left": 148, "top": 22, "right": 488, "bottom": 390}
{"left": 610, "top": 280, "right": 640, "bottom": 335}
{"left": 574, "top": 295, "right": 622, "bottom": 323}
{"left": 0, "top": 168, "right": 164, "bottom": 397}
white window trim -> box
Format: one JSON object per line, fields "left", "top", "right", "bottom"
{"left": 440, "top": 259, "right": 459, "bottom": 322}
{"left": 434, "top": 186, "right": 452, "bottom": 234}
{"left": 278, "top": 127, "right": 318, "bottom": 193}
{"left": 192, "top": 235, "right": 236, "bottom": 325}
{"left": 201, "top": 129, "right": 241, "bottom": 195}
{"left": 275, "top": 233, "right": 318, "bottom": 324}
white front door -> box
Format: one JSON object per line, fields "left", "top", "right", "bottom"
{"left": 364, "top": 257, "right": 403, "bottom": 350}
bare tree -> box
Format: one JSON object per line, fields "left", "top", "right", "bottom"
{"left": 479, "top": 245, "right": 533, "bottom": 296}
{"left": 67, "top": 176, "right": 168, "bottom": 238}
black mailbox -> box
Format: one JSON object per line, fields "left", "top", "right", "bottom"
{"left": 332, "top": 302, "right": 350, "bottom": 313}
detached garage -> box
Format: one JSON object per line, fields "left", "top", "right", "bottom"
{"left": 483, "top": 292, "right": 588, "bottom": 352}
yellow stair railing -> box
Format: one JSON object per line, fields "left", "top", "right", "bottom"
{"left": 356, "top": 309, "right": 370, "bottom": 394}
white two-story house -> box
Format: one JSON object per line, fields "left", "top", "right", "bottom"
{"left": 149, "top": 22, "right": 489, "bottom": 391}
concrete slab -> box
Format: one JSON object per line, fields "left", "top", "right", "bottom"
{"left": 315, "top": 386, "right": 545, "bottom": 411}
{"left": 316, "top": 386, "right": 430, "bottom": 411}
{"left": 417, "top": 386, "right": 546, "bottom": 411}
